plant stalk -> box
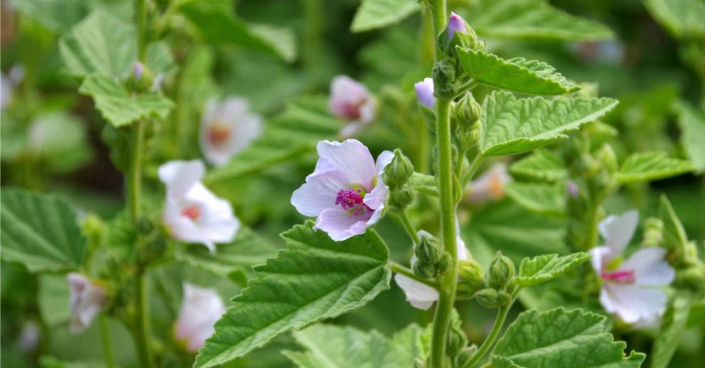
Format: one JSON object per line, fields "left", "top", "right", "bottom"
{"left": 462, "top": 304, "right": 511, "bottom": 368}
{"left": 398, "top": 209, "right": 421, "bottom": 244}
{"left": 99, "top": 315, "right": 117, "bottom": 368}
{"left": 390, "top": 262, "right": 439, "bottom": 289}
{"left": 134, "top": 270, "right": 155, "bottom": 368}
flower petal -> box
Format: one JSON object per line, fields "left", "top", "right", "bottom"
{"left": 291, "top": 169, "right": 349, "bottom": 217}
{"left": 599, "top": 210, "right": 638, "bottom": 255}
{"left": 394, "top": 274, "right": 439, "bottom": 310}
{"left": 414, "top": 78, "right": 434, "bottom": 109}
{"left": 601, "top": 283, "right": 667, "bottom": 324}
{"left": 158, "top": 160, "right": 205, "bottom": 198}
{"left": 589, "top": 246, "right": 611, "bottom": 273}
{"left": 621, "top": 247, "right": 675, "bottom": 286}
{"left": 316, "top": 140, "right": 377, "bottom": 189}
{"left": 314, "top": 207, "right": 372, "bottom": 241}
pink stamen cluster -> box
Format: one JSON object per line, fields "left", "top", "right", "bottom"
{"left": 181, "top": 205, "right": 201, "bottom": 221}
{"left": 335, "top": 189, "right": 372, "bottom": 215}
{"left": 341, "top": 100, "right": 364, "bottom": 120}
{"left": 601, "top": 269, "right": 636, "bottom": 284}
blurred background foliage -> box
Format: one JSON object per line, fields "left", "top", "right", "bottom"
{"left": 2, "top": 0, "right": 704, "bottom": 367}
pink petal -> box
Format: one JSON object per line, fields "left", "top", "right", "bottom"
{"left": 314, "top": 207, "right": 372, "bottom": 241}
{"left": 291, "top": 169, "right": 349, "bottom": 217}
{"left": 316, "top": 140, "right": 377, "bottom": 190}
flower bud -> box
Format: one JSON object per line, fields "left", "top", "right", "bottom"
{"left": 415, "top": 78, "right": 435, "bottom": 110}
{"left": 595, "top": 144, "right": 618, "bottom": 174}
{"left": 455, "top": 345, "right": 478, "bottom": 367}
{"left": 137, "top": 216, "right": 154, "bottom": 235}
{"left": 457, "top": 259, "right": 485, "bottom": 299}
{"left": 435, "top": 251, "right": 453, "bottom": 274}
{"left": 438, "top": 13, "right": 480, "bottom": 55}
{"left": 489, "top": 252, "right": 515, "bottom": 290}
{"left": 446, "top": 323, "right": 468, "bottom": 357}
{"left": 448, "top": 12, "right": 468, "bottom": 40}
{"left": 384, "top": 149, "right": 415, "bottom": 189}
{"left": 127, "top": 62, "right": 155, "bottom": 93}
{"left": 474, "top": 288, "right": 502, "bottom": 308}
{"left": 390, "top": 187, "right": 416, "bottom": 208}
{"left": 497, "top": 290, "right": 512, "bottom": 306}
{"left": 642, "top": 217, "right": 663, "bottom": 248}
{"left": 575, "top": 154, "right": 600, "bottom": 177}
{"left": 413, "top": 260, "right": 437, "bottom": 280}
{"left": 415, "top": 233, "right": 443, "bottom": 265}
{"left": 454, "top": 93, "right": 482, "bottom": 129}
{"left": 432, "top": 60, "right": 457, "bottom": 99}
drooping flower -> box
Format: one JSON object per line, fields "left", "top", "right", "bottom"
{"left": 174, "top": 283, "right": 226, "bottom": 353}
{"left": 291, "top": 139, "right": 393, "bottom": 241}
{"left": 328, "top": 76, "right": 377, "bottom": 138}
{"left": 159, "top": 160, "right": 241, "bottom": 252}
{"left": 590, "top": 210, "right": 675, "bottom": 325}
{"left": 414, "top": 78, "right": 435, "bottom": 110}
{"left": 395, "top": 230, "right": 468, "bottom": 310}
{"left": 465, "top": 163, "right": 511, "bottom": 203}
{"left": 67, "top": 273, "right": 107, "bottom": 334}
{"left": 448, "top": 12, "right": 468, "bottom": 40}
{"left": 200, "top": 97, "right": 263, "bottom": 167}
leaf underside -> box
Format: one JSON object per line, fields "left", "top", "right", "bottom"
{"left": 509, "top": 150, "right": 566, "bottom": 182}
{"left": 617, "top": 151, "right": 693, "bottom": 183}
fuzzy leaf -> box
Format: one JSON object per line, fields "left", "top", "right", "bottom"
{"left": 1, "top": 190, "right": 86, "bottom": 273}
{"left": 509, "top": 150, "right": 566, "bottom": 182}
{"left": 179, "top": 0, "right": 296, "bottom": 62}
{"left": 457, "top": 49, "right": 579, "bottom": 95}
{"left": 618, "top": 151, "right": 693, "bottom": 183}
{"left": 205, "top": 96, "right": 339, "bottom": 186}
{"left": 645, "top": 0, "right": 705, "bottom": 38}
{"left": 193, "top": 222, "right": 391, "bottom": 368}
{"left": 651, "top": 296, "right": 692, "bottom": 368}
{"left": 514, "top": 253, "right": 590, "bottom": 286}
{"left": 491, "top": 308, "right": 645, "bottom": 368}
{"left": 505, "top": 182, "right": 565, "bottom": 216}
{"left": 283, "top": 324, "right": 421, "bottom": 368}
{"left": 351, "top": 0, "right": 420, "bottom": 33}
{"left": 479, "top": 91, "right": 618, "bottom": 156}
{"left": 407, "top": 173, "right": 438, "bottom": 196}
{"left": 79, "top": 75, "right": 173, "bottom": 127}
{"left": 674, "top": 100, "right": 705, "bottom": 173}
{"left": 465, "top": 0, "right": 614, "bottom": 41}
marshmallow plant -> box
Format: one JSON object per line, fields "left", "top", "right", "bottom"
{"left": 328, "top": 76, "right": 377, "bottom": 137}
{"left": 200, "top": 97, "right": 263, "bottom": 167}
{"left": 174, "top": 283, "right": 226, "bottom": 353}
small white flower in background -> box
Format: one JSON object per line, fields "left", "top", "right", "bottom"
{"left": 291, "top": 139, "right": 393, "bottom": 241}
{"left": 328, "top": 76, "right": 376, "bottom": 138}
{"left": 590, "top": 210, "right": 675, "bottom": 326}
{"left": 395, "top": 230, "right": 468, "bottom": 310}
{"left": 465, "top": 163, "right": 511, "bottom": 204}
{"left": 414, "top": 78, "right": 435, "bottom": 110}
{"left": 67, "top": 273, "right": 107, "bottom": 334}
{"left": 159, "top": 160, "right": 241, "bottom": 252}
{"left": 200, "top": 97, "right": 263, "bottom": 167}
{"left": 174, "top": 283, "right": 226, "bottom": 353}
{"left": 448, "top": 12, "right": 468, "bottom": 40}
{"left": 18, "top": 321, "right": 40, "bottom": 352}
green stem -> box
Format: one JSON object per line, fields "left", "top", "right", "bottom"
{"left": 455, "top": 80, "right": 478, "bottom": 99}
{"left": 302, "top": 0, "right": 323, "bottom": 69}
{"left": 466, "top": 153, "right": 484, "bottom": 182}
{"left": 135, "top": 0, "right": 147, "bottom": 61}
{"left": 99, "top": 315, "right": 117, "bottom": 368}
{"left": 429, "top": 0, "right": 447, "bottom": 54}
{"left": 134, "top": 270, "right": 155, "bottom": 368}
{"left": 462, "top": 304, "right": 511, "bottom": 368}
{"left": 390, "top": 262, "right": 440, "bottom": 289}
{"left": 128, "top": 121, "right": 145, "bottom": 222}
{"left": 583, "top": 204, "right": 601, "bottom": 251}
{"left": 397, "top": 210, "right": 421, "bottom": 244}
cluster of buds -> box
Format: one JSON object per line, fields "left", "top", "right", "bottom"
{"left": 474, "top": 252, "right": 515, "bottom": 308}
{"left": 413, "top": 233, "right": 452, "bottom": 279}
{"left": 383, "top": 149, "right": 416, "bottom": 209}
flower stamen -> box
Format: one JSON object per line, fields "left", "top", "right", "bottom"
{"left": 335, "top": 189, "right": 372, "bottom": 215}
{"left": 181, "top": 205, "right": 201, "bottom": 221}
{"left": 208, "top": 124, "right": 230, "bottom": 146}
{"left": 601, "top": 269, "right": 636, "bottom": 284}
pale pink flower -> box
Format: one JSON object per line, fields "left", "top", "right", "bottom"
{"left": 448, "top": 12, "right": 468, "bottom": 40}
{"left": 590, "top": 210, "right": 675, "bottom": 325}
{"left": 395, "top": 229, "right": 468, "bottom": 310}
{"left": 414, "top": 78, "right": 434, "bottom": 109}
{"left": 67, "top": 273, "right": 107, "bottom": 334}
{"left": 465, "top": 163, "right": 511, "bottom": 203}
{"left": 174, "top": 283, "right": 226, "bottom": 353}
{"left": 200, "top": 97, "right": 263, "bottom": 167}
{"left": 18, "top": 321, "right": 40, "bottom": 352}
{"left": 291, "top": 139, "right": 393, "bottom": 241}
{"left": 159, "top": 160, "right": 240, "bottom": 252}
{"left": 328, "top": 76, "right": 376, "bottom": 138}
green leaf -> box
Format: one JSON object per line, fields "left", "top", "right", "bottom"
{"left": 651, "top": 296, "right": 692, "bottom": 368}
{"left": 514, "top": 253, "right": 590, "bottom": 286}
{"left": 456, "top": 49, "right": 579, "bottom": 95}
{"left": 658, "top": 195, "right": 691, "bottom": 253}
{"left": 14, "top": 0, "right": 130, "bottom": 34}
{"left": 283, "top": 324, "right": 422, "bottom": 368}
{"left": 617, "top": 151, "right": 693, "bottom": 183}
{"left": 491, "top": 308, "right": 645, "bottom": 368}
{"left": 505, "top": 182, "right": 566, "bottom": 216}
{"left": 59, "top": 11, "right": 135, "bottom": 78}
{"left": 1, "top": 190, "right": 86, "bottom": 273}
{"left": 205, "top": 96, "right": 339, "bottom": 186}
{"left": 479, "top": 91, "right": 618, "bottom": 156}
{"left": 509, "top": 150, "right": 566, "bottom": 182}
{"left": 644, "top": 0, "right": 705, "bottom": 38}
{"left": 40, "top": 356, "right": 107, "bottom": 368}
{"left": 193, "top": 222, "right": 392, "bottom": 368}
{"left": 178, "top": 228, "right": 279, "bottom": 282}
{"left": 39, "top": 275, "right": 71, "bottom": 326}
{"left": 407, "top": 173, "right": 438, "bottom": 196}
{"left": 465, "top": 0, "right": 614, "bottom": 41}
{"left": 351, "top": 0, "right": 421, "bottom": 33}
{"left": 79, "top": 75, "right": 173, "bottom": 127}
{"left": 179, "top": 0, "right": 296, "bottom": 62}
{"left": 674, "top": 100, "right": 705, "bottom": 173}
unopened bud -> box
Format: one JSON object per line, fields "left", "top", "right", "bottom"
{"left": 642, "top": 218, "right": 663, "bottom": 248}
{"left": 127, "top": 62, "right": 155, "bottom": 92}
{"left": 457, "top": 259, "right": 485, "bottom": 299}
{"left": 448, "top": 12, "right": 468, "bottom": 40}
{"left": 446, "top": 323, "right": 468, "bottom": 357}
{"left": 384, "top": 149, "right": 415, "bottom": 189}
{"left": 595, "top": 144, "right": 618, "bottom": 174}
{"left": 474, "top": 288, "right": 502, "bottom": 308}
{"left": 489, "top": 252, "right": 515, "bottom": 290}
{"left": 81, "top": 214, "right": 105, "bottom": 250}
{"left": 455, "top": 345, "right": 478, "bottom": 367}
{"left": 435, "top": 251, "right": 453, "bottom": 274}
{"left": 454, "top": 93, "right": 482, "bottom": 128}
{"left": 137, "top": 217, "right": 154, "bottom": 235}
{"left": 575, "top": 154, "right": 600, "bottom": 177}
{"left": 413, "top": 260, "right": 436, "bottom": 280}
{"left": 390, "top": 187, "right": 415, "bottom": 208}
{"left": 415, "top": 78, "right": 435, "bottom": 110}
{"left": 432, "top": 60, "right": 457, "bottom": 99}
{"left": 415, "top": 233, "right": 443, "bottom": 265}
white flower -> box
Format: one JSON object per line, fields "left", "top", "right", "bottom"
{"left": 159, "top": 160, "right": 241, "bottom": 252}
{"left": 414, "top": 78, "right": 434, "bottom": 109}
{"left": 67, "top": 273, "right": 107, "bottom": 334}
{"left": 200, "top": 97, "right": 263, "bottom": 167}
{"left": 465, "top": 163, "right": 511, "bottom": 203}
{"left": 395, "top": 230, "right": 468, "bottom": 310}
{"left": 328, "top": 76, "right": 376, "bottom": 138}
{"left": 291, "top": 139, "right": 393, "bottom": 241}
{"left": 174, "top": 283, "right": 226, "bottom": 353}
{"left": 590, "top": 210, "right": 675, "bottom": 325}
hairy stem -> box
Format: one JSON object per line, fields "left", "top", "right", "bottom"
{"left": 390, "top": 262, "right": 439, "bottom": 289}
{"left": 583, "top": 204, "right": 601, "bottom": 251}
{"left": 462, "top": 304, "right": 511, "bottom": 368}
{"left": 99, "top": 315, "right": 116, "bottom": 368}
{"left": 135, "top": 0, "right": 147, "bottom": 62}
{"left": 397, "top": 209, "right": 421, "bottom": 244}
{"left": 134, "top": 270, "right": 155, "bottom": 368}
